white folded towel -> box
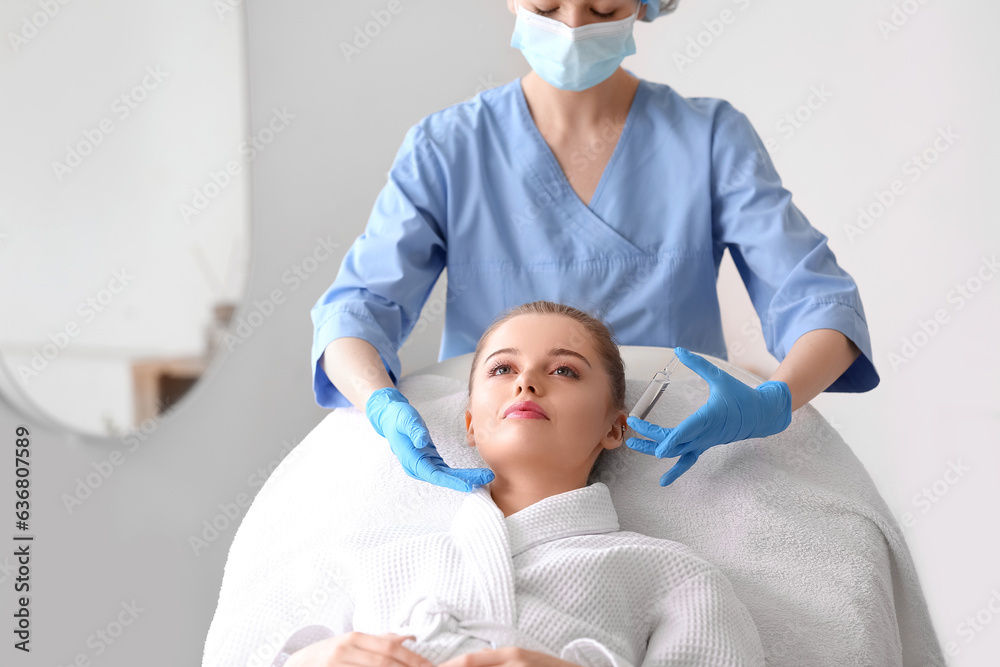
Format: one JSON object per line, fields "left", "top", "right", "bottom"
{"left": 202, "top": 373, "right": 944, "bottom": 667}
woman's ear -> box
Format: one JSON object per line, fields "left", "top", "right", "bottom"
{"left": 604, "top": 412, "right": 628, "bottom": 450}
{"left": 465, "top": 409, "right": 476, "bottom": 448}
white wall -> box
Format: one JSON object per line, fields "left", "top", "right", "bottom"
{"left": 0, "top": 0, "right": 250, "bottom": 436}
{"left": 0, "top": 1, "right": 996, "bottom": 665}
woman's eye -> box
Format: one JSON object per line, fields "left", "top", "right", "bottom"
{"left": 487, "top": 362, "right": 578, "bottom": 378}
{"left": 534, "top": 8, "right": 616, "bottom": 18}
{"left": 489, "top": 363, "right": 511, "bottom": 376}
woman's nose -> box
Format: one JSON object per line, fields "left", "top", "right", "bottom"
{"left": 547, "top": 6, "right": 603, "bottom": 29}
{"left": 514, "top": 368, "right": 541, "bottom": 394}
{"left": 562, "top": 11, "right": 595, "bottom": 29}
{"left": 515, "top": 379, "right": 537, "bottom": 394}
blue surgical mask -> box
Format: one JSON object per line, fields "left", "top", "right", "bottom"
{"left": 510, "top": 2, "right": 641, "bottom": 92}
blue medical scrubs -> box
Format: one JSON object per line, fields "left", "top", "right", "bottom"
{"left": 311, "top": 75, "right": 880, "bottom": 408}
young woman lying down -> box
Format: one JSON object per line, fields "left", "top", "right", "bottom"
{"left": 277, "top": 300, "right": 765, "bottom": 667}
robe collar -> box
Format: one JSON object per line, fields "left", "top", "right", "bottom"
{"left": 463, "top": 482, "right": 620, "bottom": 558}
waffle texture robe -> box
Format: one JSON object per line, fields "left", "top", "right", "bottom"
{"left": 271, "top": 482, "right": 764, "bottom": 667}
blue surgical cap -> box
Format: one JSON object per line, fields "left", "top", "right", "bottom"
{"left": 639, "top": 0, "right": 680, "bottom": 23}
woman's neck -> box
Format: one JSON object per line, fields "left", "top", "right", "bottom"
{"left": 520, "top": 68, "right": 640, "bottom": 139}
{"left": 487, "top": 473, "right": 588, "bottom": 518}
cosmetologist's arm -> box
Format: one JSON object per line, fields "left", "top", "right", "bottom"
{"left": 767, "top": 328, "right": 861, "bottom": 412}
{"left": 322, "top": 337, "right": 395, "bottom": 412}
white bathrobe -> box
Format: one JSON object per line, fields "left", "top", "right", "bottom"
{"left": 271, "top": 482, "right": 764, "bottom": 667}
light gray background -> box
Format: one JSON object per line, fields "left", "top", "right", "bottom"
{"left": 0, "top": 0, "right": 250, "bottom": 436}
{"left": 1, "top": 1, "right": 998, "bottom": 666}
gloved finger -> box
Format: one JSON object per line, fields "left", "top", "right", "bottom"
{"left": 412, "top": 451, "right": 493, "bottom": 492}
{"left": 670, "top": 430, "right": 728, "bottom": 458}
{"left": 385, "top": 431, "right": 422, "bottom": 465}
{"left": 385, "top": 433, "right": 440, "bottom": 482}
{"left": 402, "top": 412, "right": 434, "bottom": 449}
{"left": 655, "top": 407, "right": 710, "bottom": 457}
{"left": 626, "top": 416, "right": 670, "bottom": 441}
{"left": 674, "top": 346, "right": 725, "bottom": 385}
{"left": 423, "top": 467, "right": 475, "bottom": 492}
{"left": 624, "top": 436, "right": 659, "bottom": 456}
{"left": 659, "top": 452, "right": 698, "bottom": 486}
{"left": 447, "top": 466, "right": 496, "bottom": 487}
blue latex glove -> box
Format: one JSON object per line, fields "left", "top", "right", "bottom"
{"left": 365, "top": 387, "right": 495, "bottom": 492}
{"left": 625, "top": 346, "right": 792, "bottom": 486}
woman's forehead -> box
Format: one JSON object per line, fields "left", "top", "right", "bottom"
{"left": 519, "top": 0, "right": 637, "bottom": 5}
{"left": 488, "top": 314, "right": 595, "bottom": 353}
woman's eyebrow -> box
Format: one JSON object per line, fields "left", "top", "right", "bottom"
{"left": 483, "top": 347, "right": 592, "bottom": 369}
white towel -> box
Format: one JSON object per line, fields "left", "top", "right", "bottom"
{"left": 202, "top": 374, "right": 945, "bottom": 667}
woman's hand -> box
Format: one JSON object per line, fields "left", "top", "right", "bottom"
{"left": 439, "top": 647, "right": 576, "bottom": 667}
{"left": 285, "top": 632, "right": 434, "bottom": 667}
{"left": 625, "top": 346, "right": 792, "bottom": 486}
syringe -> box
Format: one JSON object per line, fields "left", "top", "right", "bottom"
{"left": 629, "top": 354, "right": 680, "bottom": 421}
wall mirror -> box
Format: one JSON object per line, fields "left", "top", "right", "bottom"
{"left": 0, "top": 0, "right": 251, "bottom": 438}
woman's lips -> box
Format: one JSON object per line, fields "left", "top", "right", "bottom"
{"left": 505, "top": 410, "right": 548, "bottom": 420}
{"left": 503, "top": 401, "right": 548, "bottom": 419}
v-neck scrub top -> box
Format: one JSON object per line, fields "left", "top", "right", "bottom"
{"left": 311, "top": 75, "right": 879, "bottom": 409}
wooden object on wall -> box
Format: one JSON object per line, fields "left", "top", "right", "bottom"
{"left": 131, "top": 357, "right": 208, "bottom": 425}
